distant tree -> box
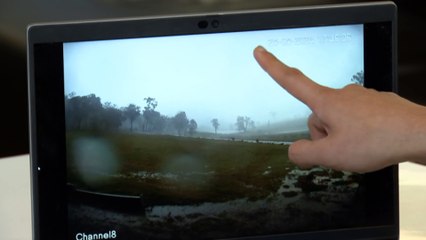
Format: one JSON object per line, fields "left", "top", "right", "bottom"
{"left": 236, "top": 116, "right": 246, "bottom": 132}
{"left": 65, "top": 93, "right": 103, "bottom": 130}
{"left": 161, "top": 116, "right": 175, "bottom": 134}
{"left": 122, "top": 104, "right": 141, "bottom": 132}
{"left": 173, "top": 111, "right": 189, "bottom": 136}
{"left": 249, "top": 119, "right": 255, "bottom": 130}
{"left": 188, "top": 119, "right": 198, "bottom": 136}
{"left": 103, "top": 102, "right": 123, "bottom": 130}
{"left": 65, "top": 94, "right": 84, "bottom": 130}
{"left": 81, "top": 94, "right": 103, "bottom": 130}
{"left": 211, "top": 118, "right": 220, "bottom": 134}
{"left": 143, "top": 97, "right": 157, "bottom": 111}
{"left": 154, "top": 115, "right": 168, "bottom": 133}
{"left": 351, "top": 70, "right": 364, "bottom": 85}
{"left": 145, "top": 110, "right": 165, "bottom": 132}
{"left": 236, "top": 116, "right": 253, "bottom": 132}
{"left": 142, "top": 97, "right": 162, "bottom": 132}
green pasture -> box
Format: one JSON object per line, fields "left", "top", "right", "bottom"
{"left": 67, "top": 132, "right": 296, "bottom": 204}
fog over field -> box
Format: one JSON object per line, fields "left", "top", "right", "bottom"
{"left": 64, "top": 24, "right": 363, "bottom": 133}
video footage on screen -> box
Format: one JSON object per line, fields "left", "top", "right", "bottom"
{"left": 64, "top": 24, "right": 367, "bottom": 239}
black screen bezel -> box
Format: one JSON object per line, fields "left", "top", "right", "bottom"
{"left": 28, "top": 2, "right": 398, "bottom": 240}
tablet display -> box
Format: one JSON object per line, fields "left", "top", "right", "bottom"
{"left": 28, "top": 2, "right": 398, "bottom": 240}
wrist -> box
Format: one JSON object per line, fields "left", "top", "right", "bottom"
{"left": 400, "top": 105, "right": 426, "bottom": 165}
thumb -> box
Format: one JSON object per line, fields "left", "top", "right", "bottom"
{"left": 288, "top": 139, "right": 331, "bottom": 169}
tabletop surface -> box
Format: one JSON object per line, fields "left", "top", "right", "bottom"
{"left": 1, "top": 154, "right": 425, "bottom": 240}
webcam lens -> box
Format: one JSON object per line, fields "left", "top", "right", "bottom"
{"left": 211, "top": 20, "right": 220, "bottom": 28}
{"left": 198, "top": 20, "right": 208, "bottom": 29}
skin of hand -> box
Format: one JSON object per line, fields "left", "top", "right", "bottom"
{"left": 253, "top": 46, "right": 426, "bottom": 173}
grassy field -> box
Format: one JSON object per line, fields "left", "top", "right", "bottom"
{"left": 67, "top": 132, "right": 295, "bottom": 205}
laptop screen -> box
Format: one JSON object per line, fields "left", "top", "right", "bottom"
{"left": 28, "top": 3, "right": 398, "bottom": 240}
{"left": 63, "top": 24, "right": 365, "bottom": 240}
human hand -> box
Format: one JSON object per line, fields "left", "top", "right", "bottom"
{"left": 253, "top": 46, "right": 426, "bottom": 173}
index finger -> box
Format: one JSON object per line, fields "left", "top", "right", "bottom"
{"left": 253, "top": 46, "right": 327, "bottom": 110}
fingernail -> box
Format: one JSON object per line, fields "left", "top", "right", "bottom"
{"left": 255, "top": 45, "right": 267, "bottom": 53}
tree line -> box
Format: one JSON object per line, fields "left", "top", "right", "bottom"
{"left": 65, "top": 93, "right": 198, "bottom": 136}
{"left": 65, "top": 92, "right": 261, "bottom": 136}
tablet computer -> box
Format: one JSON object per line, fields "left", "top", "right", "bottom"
{"left": 28, "top": 2, "right": 398, "bottom": 239}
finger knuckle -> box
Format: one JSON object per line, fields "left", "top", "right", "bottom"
{"left": 342, "top": 83, "right": 361, "bottom": 91}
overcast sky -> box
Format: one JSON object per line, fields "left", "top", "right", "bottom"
{"left": 64, "top": 24, "right": 363, "bottom": 132}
